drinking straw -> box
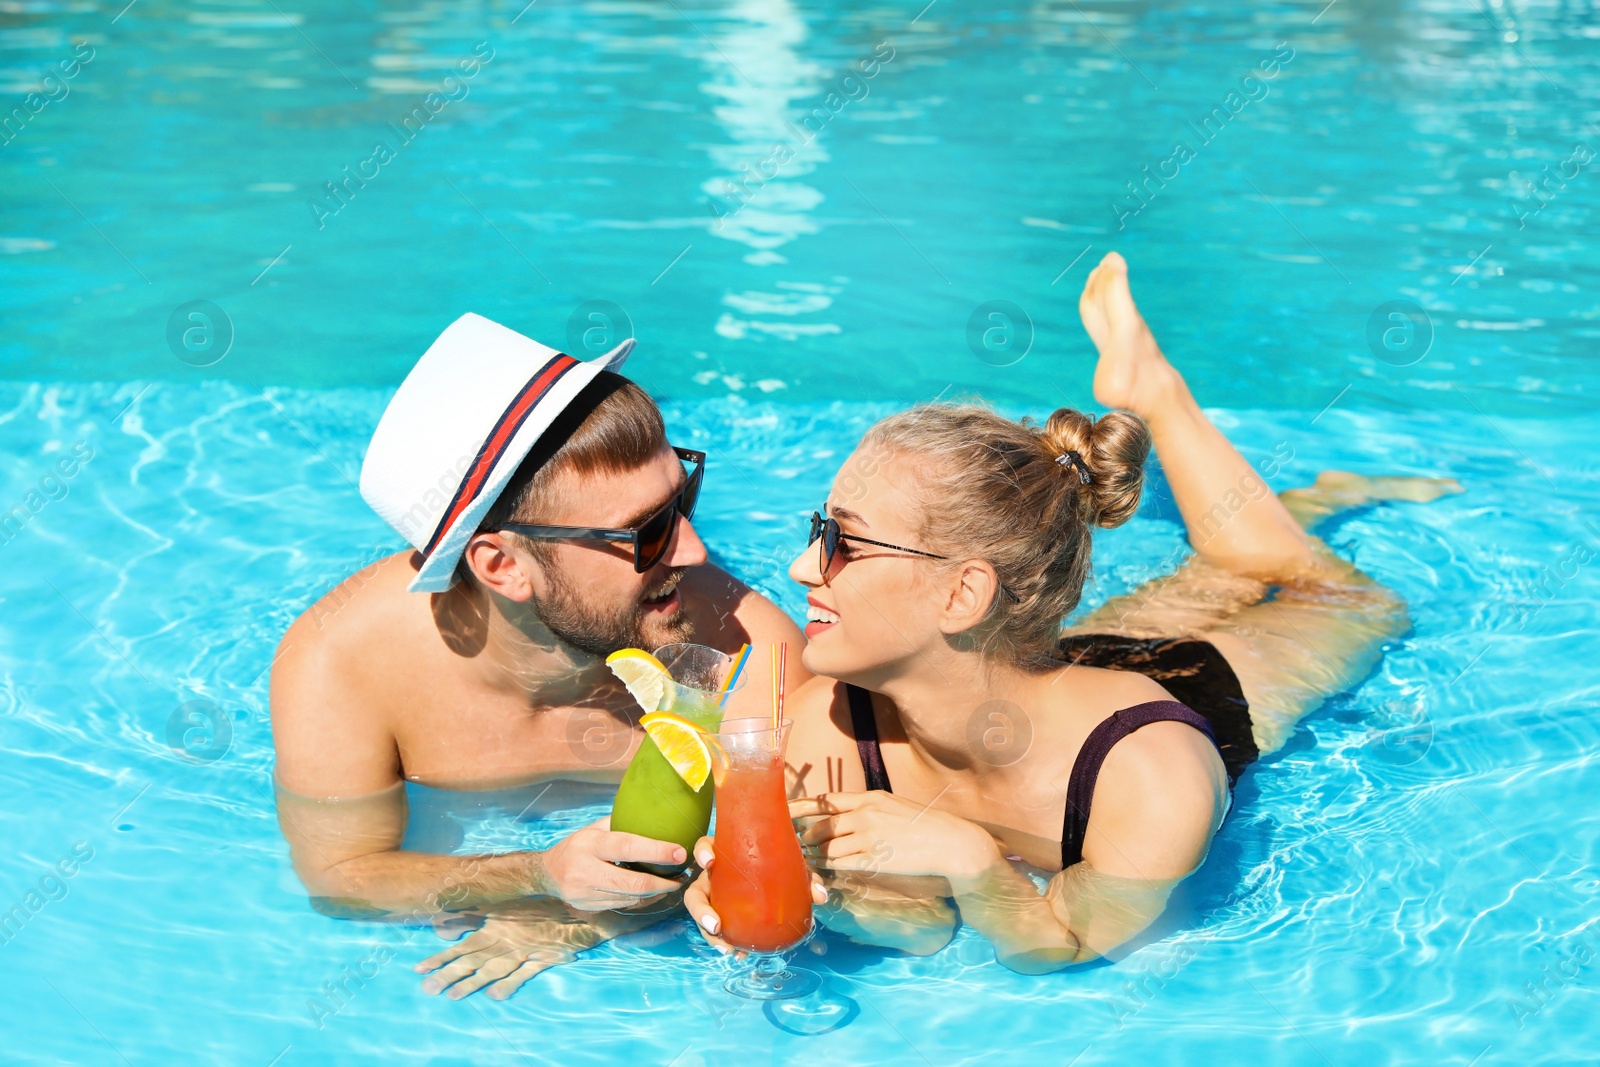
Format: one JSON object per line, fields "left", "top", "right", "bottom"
{"left": 768, "top": 643, "right": 780, "bottom": 735}
{"left": 717, "top": 643, "right": 751, "bottom": 708}
{"left": 770, "top": 645, "right": 781, "bottom": 730}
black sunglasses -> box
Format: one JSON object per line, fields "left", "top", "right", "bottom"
{"left": 808, "top": 510, "right": 1021, "bottom": 603}
{"left": 499, "top": 447, "right": 705, "bottom": 573}
{"left": 809, "top": 511, "right": 944, "bottom": 573}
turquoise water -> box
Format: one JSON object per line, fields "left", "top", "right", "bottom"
{"left": 3, "top": 1, "right": 1598, "bottom": 1064}
{"left": 3, "top": 0, "right": 1597, "bottom": 414}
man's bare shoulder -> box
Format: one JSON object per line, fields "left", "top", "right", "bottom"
{"left": 274, "top": 551, "right": 427, "bottom": 684}
{"left": 269, "top": 552, "right": 426, "bottom": 794}
{"left": 680, "top": 563, "right": 804, "bottom": 652}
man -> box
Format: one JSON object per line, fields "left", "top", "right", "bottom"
{"left": 270, "top": 313, "right": 806, "bottom": 932}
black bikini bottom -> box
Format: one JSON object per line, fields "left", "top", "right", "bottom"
{"left": 1057, "top": 634, "right": 1259, "bottom": 783}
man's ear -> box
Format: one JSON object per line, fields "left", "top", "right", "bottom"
{"left": 938, "top": 560, "right": 1002, "bottom": 637}
{"left": 461, "top": 533, "right": 538, "bottom": 602}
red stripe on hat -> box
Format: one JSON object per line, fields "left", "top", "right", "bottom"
{"left": 422, "top": 353, "right": 579, "bottom": 558}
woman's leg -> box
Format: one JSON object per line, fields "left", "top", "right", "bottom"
{"left": 1069, "top": 252, "right": 1460, "bottom": 752}
{"left": 1199, "top": 476, "right": 1458, "bottom": 752}
{"left": 1078, "top": 252, "right": 1317, "bottom": 580}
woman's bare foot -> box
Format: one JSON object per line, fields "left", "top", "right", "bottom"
{"left": 1078, "top": 251, "right": 1183, "bottom": 419}
{"left": 1281, "top": 472, "right": 1465, "bottom": 528}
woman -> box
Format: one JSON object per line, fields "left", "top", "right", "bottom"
{"left": 685, "top": 252, "right": 1458, "bottom": 970}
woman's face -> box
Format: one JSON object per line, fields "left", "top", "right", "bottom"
{"left": 788, "top": 448, "right": 950, "bottom": 683}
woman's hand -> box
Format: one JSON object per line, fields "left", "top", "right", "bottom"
{"left": 789, "top": 791, "right": 1003, "bottom": 885}
{"left": 683, "top": 835, "right": 828, "bottom": 955}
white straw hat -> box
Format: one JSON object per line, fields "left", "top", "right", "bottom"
{"left": 360, "top": 312, "right": 635, "bottom": 592}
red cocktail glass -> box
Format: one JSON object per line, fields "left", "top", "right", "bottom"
{"left": 708, "top": 716, "right": 820, "bottom": 999}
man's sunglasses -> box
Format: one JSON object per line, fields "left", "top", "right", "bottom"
{"left": 499, "top": 447, "right": 705, "bottom": 573}
{"left": 808, "top": 510, "right": 1020, "bottom": 602}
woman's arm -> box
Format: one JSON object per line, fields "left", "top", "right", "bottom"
{"left": 813, "top": 869, "right": 958, "bottom": 956}
{"left": 792, "top": 731, "right": 1219, "bottom": 972}
{"left": 944, "top": 854, "right": 1178, "bottom": 972}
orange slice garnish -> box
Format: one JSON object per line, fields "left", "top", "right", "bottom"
{"left": 639, "top": 711, "right": 714, "bottom": 791}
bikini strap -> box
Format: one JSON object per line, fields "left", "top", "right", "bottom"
{"left": 1061, "top": 700, "right": 1219, "bottom": 870}
{"left": 844, "top": 683, "right": 893, "bottom": 792}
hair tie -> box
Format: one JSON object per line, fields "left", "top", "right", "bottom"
{"left": 1054, "top": 450, "right": 1093, "bottom": 485}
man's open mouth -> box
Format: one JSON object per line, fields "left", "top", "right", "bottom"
{"left": 642, "top": 574, "right": 683, "bottom": 608}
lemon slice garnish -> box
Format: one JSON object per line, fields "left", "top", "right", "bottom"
{"left": 605, "top": 648, "right": 675, "bottom": 714}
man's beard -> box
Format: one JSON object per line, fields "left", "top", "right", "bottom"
{"left": 531, "top": 567, "right": 693, "bottom": 657}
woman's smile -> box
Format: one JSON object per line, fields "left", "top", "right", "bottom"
{"left": 804, "top": 595, "right": 841, "bottom": 638}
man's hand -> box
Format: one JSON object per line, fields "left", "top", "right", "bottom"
{"left": 536, "top": 816, "right": 688, "bottom": 911}
{"left": 416, "top": 908, "right": 603, "bottom": 1001}
{"left": 415, "top": 889, "right": 689, "bottom": 1000}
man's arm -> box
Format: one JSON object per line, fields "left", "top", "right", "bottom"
{"left": 269, "top": 607, "right": 685, "bottom": 917}
{"left": 274, "top": 782, "right": 685, "bottom": 917}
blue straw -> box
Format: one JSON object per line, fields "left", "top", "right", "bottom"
{"left": 718, "top": 643, "right": 752, "bottom": 708}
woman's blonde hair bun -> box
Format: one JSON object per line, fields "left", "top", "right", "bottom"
{"left": 1034, "top": 407, "right": 1150, "bottom": 529}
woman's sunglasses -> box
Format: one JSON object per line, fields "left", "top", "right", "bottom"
{"left": 498, "top": 447, "right": 705, "bottom": 573}
{"left": 807, "top": 510, "right": 1021, "bottom": 602}
{"left": 808, "top": 511, "right": 945, "bottom": 578}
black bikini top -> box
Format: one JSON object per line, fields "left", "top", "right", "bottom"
{"left": 843, "top": 683, "right": 1223, "bottom": 869}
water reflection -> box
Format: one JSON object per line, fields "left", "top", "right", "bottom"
{"left": 695, "top": 0, "right": 827, "bottom": 261}
{"left": 401, "top": 777, "right": 613, "bottom": 854}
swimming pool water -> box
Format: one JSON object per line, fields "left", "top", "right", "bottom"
{"left": 2, "top": 0, "right": 1597, "bottom": 414}
{"left": 3, "top": 0, "right": 1598, "bottom": 1063}
{"left": 3, "top": 382, "right": 1596, "bottom": 1064}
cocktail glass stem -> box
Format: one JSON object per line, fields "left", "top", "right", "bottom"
{"left": 725, "top": 947, "right": 822, "bottom": 1001}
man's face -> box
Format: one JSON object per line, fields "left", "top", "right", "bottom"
{"left": 512, "top": 446, "right": 708, "bottom": 656}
